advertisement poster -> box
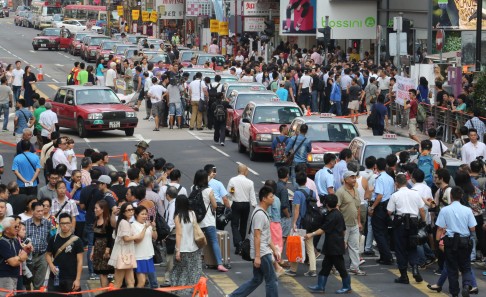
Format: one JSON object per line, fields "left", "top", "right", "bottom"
{"left": 279, "top": 0, "right": 316, "bottom": 36}
{"left": 434, "top": 0, "right": 486, "bottom": 30}
{"left": 244, "top": 17, "right": 266, "bottom": 32}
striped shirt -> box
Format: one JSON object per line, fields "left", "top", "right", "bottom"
{"left": 25, "top": 218, "right": 52, "bottom": 253}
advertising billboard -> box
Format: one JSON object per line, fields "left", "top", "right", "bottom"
{"left": 279, "top": 0, "right": 317, "bottom": 36}
{"left": 434, "top": 0, "right": 486, "bottom": 30}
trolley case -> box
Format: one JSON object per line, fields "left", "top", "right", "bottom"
{"left": 203, "top": 230, "right": 231, "bottom": 269}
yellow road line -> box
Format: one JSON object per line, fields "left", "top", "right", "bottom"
{"left": 351, "top": 276, "right": 374, "bottom": 296}
{"left": 206, "top": 273, "right": 239, "bottom": 295}
{"left": 48, "top": 84, "right": 59, "bottom": 91}
{"left": 279, "top": 275, "right": 315, "bottom": 297}
{"left": 35, "top": 88, "right": 51, "bottom": 100}
{"left": 389, "top": 269, "right": 448, "bottom": 297}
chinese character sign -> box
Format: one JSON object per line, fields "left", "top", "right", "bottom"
{"left": 156, "top": 0, "right": 184, "bottom": 19}
{"left": 142, "top": 11, "right": 150, "bottom": 22}
{"left": 117, "top": 6, "right": 123, "bottom": 16}
{"left": 132, "top": 10, "right": 140, "bottom": 21}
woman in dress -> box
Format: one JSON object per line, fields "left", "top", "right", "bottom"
{"left": 132, "top": 205, "right": 157, "bottom": 288}
{"left": 22, "top": 66, "right": 37, "bottom": 108}
{"left": 172, "top": 195, "right": 202, "bottom": 294}
{"left": 19, "top": 196, "right": 37, "bottom": 222}
{"left": 108, "top": 202, "right": 148, "bottom": 288}
{"left": 90, "top": 200, "right": 114, "bottom": 288}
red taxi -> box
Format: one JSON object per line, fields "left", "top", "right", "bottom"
{"left": 69, "top": 32, "right": 89, "bottom": 56}
{"left": 194, "top": 54, "right": 225, "bottom": 71}
{"left": 96, "top": 40, "right": 122, "bottom": 62}
{"left": 32, "top": 28, "right": 73, "bottom": 51}
{"left": 226, "top": 89, "right": 278, "bottom": 142}
{"left": 288, "top": 114, "right": 360, "bottom": 175}
{"left": 179, "top": 50, "right": 203, "bottom": 67}
{"left": 112, "top": 44, "right": 137, "bottom": 63}
{"left": 147, "top": 53, "right": 173, "bottom": 70}
{"left": 80, "top": 35, "right": 110, "bottom": 62}
{"left": 238, "top": 101, "right": 303, "bottom": 161}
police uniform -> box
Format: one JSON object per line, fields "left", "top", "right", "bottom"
{"left": 436, "top": 201, "right": 477, "bottom": 296}
{"left": 315, "top": 166, "right": 334, "bottom": 205}
{"left": 387, "top": 187, "right": 425, "bottom": 283}
{"left": 370, "top": 171, "right": 395, "bottom": 263}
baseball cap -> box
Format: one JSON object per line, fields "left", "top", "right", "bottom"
{"left": 343, "top": 171, "right": 357, "bottom": 179}
{"left": 98, "top": 175, "right": 112, "bottom": 184}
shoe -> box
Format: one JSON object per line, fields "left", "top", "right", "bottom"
{"left": 148, "top": 116, "right": 154, "bottom": 121}
{"left": 412, "top": 265, "right": 423, "bottom": 282}
{"left": 304, "top": 270, "right": 317, "bottom": 277}
{"left": 470, "top": 287, "right": 478, "bottom": 295}
{"left": 463, "top": 285, "right": 471, "bottom": 297}
{"left": 308, "top": 275, "right": 327, "bottom": 293}
{"left": 220, "top": 142, "right": 224, "bottom": 146}
{"left": 197, "top": 128, "right": 203, "bottom": 130}
{"left": 153, "top": 128, "right": 159, "bottom": 131}
{"left": 276, "top": 269, "right": 285, "bottom": 278}
{"left": 336, "top": 275, "right": 352, "bottom": 294}
{"left": 349, "top": 269, "right": 366, "bottom": 276}
{"left": 363, "top": 250, "right": 376, "bottom": 256}
{"left": 160, "top": 280, "right": 171, "bottom": 287}
{"left": 189, "top": 128, "right": 194, "bottom": 130}
{"left": 2, "top": 129, "right": 8, "bottom": 132}
{"left": 434, "top": 269, "right": 443, "bottom": 276}
{"left": 284, "top": 269, "right": 297, "bottom": 277}
{"left": 376, "top": 259, "right": 394, "bottom": 265}
{"left": 424, "top": 258, "right": 437, "bottom": 267}
{"left": 143, "top": 117, "right": 149, "bottom": 120}
{"left": 359, "top": 258, "right": 366, "bottom": 266}
{"left": 217, "top": 265, "right": 228, "bottom": 272}
{"left": 89, "top": 273, "right": 100, "bottom": 280}
{"left": 395, "top": 268, "right": 409, "bottom": 284}
{"left": 427, "top": 284, "right": 442, "bottom": 293}
{"left": 234, "top": 246, "right": 241, "bottom": 255}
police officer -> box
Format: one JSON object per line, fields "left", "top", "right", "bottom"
{"left": 314, "top": 153, "right": 336, "bottom": 205}
{"left": 387, "top": 173, "right": 426, "bottom": 284}
{"left": 130, "top": 140, "right": 150, "bottom": 165}
{"left": 435, "top": 187, "right": 477, "bottom": 297}
{"left": 368, "top": 157, "right": 394, "bottom": 265}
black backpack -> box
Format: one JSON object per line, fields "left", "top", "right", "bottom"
{"left": 298, "top": 189, "right": 323, "bottom": 232}
{"left": 213, "top": 101, "right": 226, "bottom": 122}
{"left": 67, "top": 71, "right": 75, "bottom": 85}
{"left": 208, "top": 83, "right": 222, "bottom": 103}
{"left": 188, "top": 186, "right": 210, "bottom": 223}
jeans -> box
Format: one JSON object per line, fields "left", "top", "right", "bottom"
{"left": 470, "top": 233, "right": 477, "bottom": 261}
{"left": 12, "top": 86, "right": 21, "bottom": 104}
{"left": 345, "top": 225, "right": 360, "bottom": 270}
{"left": 329, "top": 101, "right": 342, "bottom": 116}
{"left": 311, "top": 90, "right": 318, "bottom": 112}
{"left": 231, "top": 202, "right": 250, "bottom": 248}
{"left": 417, "top": 242, "right": 435, "bottom": 265}
{"left": 437, "top": 263, "right": 477, "bottom": 288}
{"left": 0, "top": 103, "right": 9, "bottom": 130}
{"left": 202, "top": 226, "right": 224, "bottom": 266}
{"left": 289, "top": 162, "right": 306, "bottom": 190}
{"left": 147, "top": 271, "right": 158, "bottom": 288}
{"left": 229, "top": 254, "right": 278, "bottom": 297}
{"left": 365, "top": 215, "right": 374, "bottom": 252}
{"left": 213, "top": 120, "right": 226, "bottom": 143}
{"left": 85, "top": 223, "right": 94, "bottom": 275}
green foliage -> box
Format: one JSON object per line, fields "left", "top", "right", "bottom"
{"left": 473, "top": 71, "right": 486, "bottom": 117}
{"left": 443, "top": 36, "right": 462, "bottom": 53}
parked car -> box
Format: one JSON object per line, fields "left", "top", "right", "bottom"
{"left": 55, "top": 19, "right": 88, "bottom": 32}
{"left": 32, "top": 28, "right": 73, "bottom": 51}
{"left": 50, "top": 86, "right": 138, "bottom": 137}
{"left": 22, "top": 11, "right": 34, "bottom": 28}
{"left": 96, "top": 40, "right": 122, "bottom": 62}
{"left": 179, "top": 50, "right": 203, "bottom": 67}
{"left": 14, "top": 10, "right": 26, "bottom": 26}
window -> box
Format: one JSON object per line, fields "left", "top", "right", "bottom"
{"left": 65, "top": 91, "right": 74, "bottom": 105}
{"left": 305, "top": 123, "right": 358, "bottom": 142}
{"left": 235, "top": 94, "right": 277, "bottom": 110}
{"left": 252, "top": 106, "right": 302, "bottom": 124}
{"left": 55, "top": 89, "right": 66, "bottom": 103}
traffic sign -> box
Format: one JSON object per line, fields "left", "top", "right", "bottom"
{"left": 436, "top": 29, "right": 444, "bottom": 52}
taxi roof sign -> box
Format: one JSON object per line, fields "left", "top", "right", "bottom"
{"left": 270, "top": 97, "right": 280, "bottom": 102}
{"left": 250, "top": 86, "right": 261, "bottom": 91}
{"left": 383, "top": 133, "right": 397, "bottom": 139}
{"left": 320, "top": 113, "right": 335, "bottom": 118}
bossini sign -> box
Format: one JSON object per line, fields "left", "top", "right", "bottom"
{"left": 316, "top": 0, "right": 377, "bottom": 40}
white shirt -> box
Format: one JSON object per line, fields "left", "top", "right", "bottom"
{"left": 239, "top": 76, "right": 254, "bottom": 83}
{"left": 340, "top": 74, "right": 352, "bottom": 90}
{"left": 235, "top": 67, "right": 243, "bottom": 76}
{"left": 12, "top": 69, "right": 24, "bottom": 86}
{"left": 430, "top": 139, "right": 448, "bottom": 156}
{"left": 235, "top": 55, "right": 244, "bottom": 62}
{"left": 39, "top": 110, "right": 58, "bottom": 137}
{"left": 105, "top": 69, "right": 117, "bottom": 87}
{"left": 199, "top": 187, "right": 215, "bottom": 228}
{"left": 412, "top": 182, "right": 433, "bottom": 224}
{"left": 387, "top": 187, "right": 425, "bottom": 217}
{"left": 300, "top": 74, "right": 312, "bottom": 89}
{"left": 377, "top": 76, "right": 390, "bottom": 91}
{"left": 148, "top": 84, "right": 166, "bottom": 104}
{"left": 255, "top": 72, "right": 263, "bottom": 84}
{"left": 462, "top": 141, "right": 486, "bottom": 165}
{"left": 52, "top": 149, "right": 73, "bottom": 177}
{"left": 227, "top": 174, "right": 257, "bottom": 207}
{"left": 208, "top": 44, "right": 219, "bottom": 54}
{"left": 189, "top": 79, "right": 206, "bottom": 102}
{"left": 132, "top": 221, "right": 154, "bottom": 259}
{"left": 64, "top": 149, "right": 77, "bottom": 170}
{"left": 163, "top": 198, "right": 176, "bottom": 230}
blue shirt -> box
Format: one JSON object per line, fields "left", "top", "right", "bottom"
{"left": 372, "top": 172, "right": 395, "bottom": 202}
{"left": 271, "top": 135, "right": 289, "bottom": 150}
{"left": 268, "top": 195, "right": 282, "bottom": 223}
{"left": 333, "top": 160, "right": 347, "bottom": 191}
{"left": 436, "top": 201, "right": 477, "bottom": 237}
{"left": 293, "top": 187, "right": 312, "bottom": 228}
{"left": 12, "top": 152, "right": 41, "bottom": 187}
{"left": 96, "top": 63, "right": 104, "bottom": 76}
{"left": 66, "top": 182, "right": 86, "bottom": 222}
{"left": 284, "top": 134, "right": 311, "bottom": 164}
{"left": 276, "top": 88, "right": 289, "bottom": 101}
{"left": 330, "top": 82, "right": 342, "bottom": 101}
{"left": 208, "top": 178, "right": 228, "bottom": 204}
{"left": 315, "top": 167, "right": 334, "bottom": 196}
{"left": 15, "top": 108, "right": 33, "bottom": 134}
{"left": 374, "top": 103, "right": 387, "bottom": 127}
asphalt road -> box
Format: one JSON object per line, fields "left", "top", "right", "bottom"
{"left": 1, "top": 16, "right": 485, "bottom": 297}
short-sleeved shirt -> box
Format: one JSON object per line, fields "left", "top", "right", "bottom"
{"left": 333, "top": 160, "right": 347, "bottom": 190}
{"left": 15, "top": 108, "right": 33, "bottom": 134}
{"left": 46, "top": 234, "right": 84, "bottom": 280}
{"left": 51, "top": 198, "right": 79, "bottom": 219}
{"left": 39, "top": 109, "right": 58, "bottom": 137}
{"left": 208, "top": 178, "right": 228, "bottom": 204}
{"left": 276, "top": 88, "right": 289, "bottom": 101}
{"left": 315, "top": 167, "right": 334, "bottom": 196}
{"left": 436, "top": 201, "right": 477, "bottom": 238}
{"left": 293, "top": 187, "right": 312, "bottom": 228}
{"left": 77, "top": 70, "right": 88, "bottom": 86}
{"left": 409, "top": 99, "right": 418, "bottom": 119}
{"left": 0, "top": 85, "right": 13, "bottom": 104}
{"left": 387, "top": 187, "right": 425, "bottom": 217}
{"left": 250, "top": 206, "right": 271, "bottom": 259}
{"left": 105, "top": 69, "right": 117, "bottom": 87}
{"left": 284, "top": 135, "right": 312, "bottom": 164}
{"left": 96, "top": 64, "right": 104, "bottom": 76}
{"left": 0, "top": 236, "right": 22, "bottom": 277}
{"left": 321, "top": 209, "right": 346, "bottom": 256}
{"left": 336, "top": 186, "right": 361, "bottom": 226}
{"left": 276, "top": 180, "right": 290, "bottom": 217}
{"left": 372, "top": 171, "right": 395, "bottom": 202}
{"left": 34, "top": 105, "right": 46, "bottom": 131}
{"left": 12, "top": 152, "right": 41, "bottom": 187}
{"left": 348, "top": 85, "right": 361, "bottom": 101}
{"left": 189, "top": 79, "right": 206, "bottom": 102}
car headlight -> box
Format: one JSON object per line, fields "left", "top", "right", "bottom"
{"left": 307, "top": 153, "right": 324, "bottom": 163}
{"left": 49, "top": 40, "right": 56, "bottom": 44}
{"left": 256, "top": 133, "right": 272, "bottom": 142}
{"left": 88, "top": 113, "right": 103, "bottom": 120}
{"left": 125, "top": 111, "right": 136, "bottom": 118}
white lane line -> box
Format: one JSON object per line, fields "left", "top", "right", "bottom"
{"left": 55, "top": 64, "right": 64, "bottom": 67}
{"left": 44, "top": 74, "right": 51, "bottom": 78}
{"left": 210, "top": 145, "right": 229, "bottom": 157}
{"left": 235, "top": 161, "right": 259, "bottom": 176}
{"left": 29, "top": 50, "right": 35, "bottom": 53}
{"left": 52, "top": 79, "right": 59, "bottom": 83}
{"left": 83, "top": 138, "right": 90, "bottom": 143}
{"left": 187, "top": 130, "right": 202, "bottom": 141}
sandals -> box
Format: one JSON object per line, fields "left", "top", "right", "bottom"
{"left": 153, "top": 128, "right": 159, "bottom": 131}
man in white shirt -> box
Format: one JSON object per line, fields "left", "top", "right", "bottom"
{"left": 208, "top": 40, "right": 220, "bottom": 54}
{"left": 255, "top": 66, "right": 264, "bottom": 84}
{"left": 148, "top": 76, "right": 167, "bottom": 131}
{"left": 52, "top": 137, "right": 73, "bottom": 178}
{"left": 227, "top": 164, "right": 257, "bottom": 254}
{"left": 12, "top": 60, "right": 24, "bottom": 104}
{"left": 462, "top": 128, "right": 486, "bottom": 165}
{"left": 235, "top": 63, "right": 243, "bottom": 77}
{"left": 239, "top": 68, "right": 254, "bottom": 83}
{"left": 428, "top": 128, "right": 448, "bottom": 157}
{"left": 188, "top": 72, "right": 208, "bottom": 130}
{"left": 105, "top": 62, "right": 117, "bottom": 90}
{"left": 377, "top": 70, "right": 390, "bottom": 97}
{"left": 298, "top": 69, "right": 312, "bottom": 111}
{"left": 38, "top": 102, "right": 58, "bottom": 146}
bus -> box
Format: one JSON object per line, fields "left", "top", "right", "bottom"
{"left": 63, "top": 5, "right": 118, "bottom": 26}
{"left": 31, "top": 1, "right": 62, "bottom": 29}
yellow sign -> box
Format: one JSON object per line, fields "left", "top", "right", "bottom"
{"left": 142, "top": 11, "right": 150, "bottom": 22}
{"left": 150, "top": 12, "right": 158, "bottom": 23}
{"left": 219, "top": 21, "right": 229, "bottom": 35}
{"left": 157, "top": 5, "right": 165, "bottom": 15}
{"left": 117, "top": 6, "right": 123, "bottom": 17}
{"left": 132, "top": 10, "right": 140, "bottom": 21}
{"left": 210, "top": 19, "right": 219, "bottom": 33}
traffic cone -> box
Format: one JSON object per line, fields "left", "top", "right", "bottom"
{"left": 37, "top": 65, "right": 44, "bottom": 81}
{"left": 123, "top": 153, "right": 129, "bottom": 172}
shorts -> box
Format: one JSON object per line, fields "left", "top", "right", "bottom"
{"left": 281, "top": 216, "right": 292, "bottom": 237}
{"left": 169, "top": 103, "right": 182, "bottom": 116}
{"left": 151, "top": 101, "right": 165, "bottom": 116}
{"left": 348, "top": 100, "right": 360, "bottom": 111}
{"left": 409, "top": 118, "right": 417, "bottom": 136}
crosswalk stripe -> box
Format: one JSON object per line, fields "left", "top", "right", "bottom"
{"left": 206, "top": 273, "right": 238, "bottom": 295}
{"left": 48, "top": 84, "right": 60, "bottom": 91}
{"left": 278, "top": 275, "right": 315, "bottom": 297}
{"left": 389, "top": 269, "right": 448, "bottom": 296}
{"left": 350, "top": 276, "right": 374, "bottom": 296}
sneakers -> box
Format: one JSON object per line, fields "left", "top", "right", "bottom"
{"left": 220, "top": 142, "right": 225, "bottom": 146}
{"left": 304, "top": 270, "right": 317, "bottom": 277}
{"left": 1, "top": 129, "right": 7, "bottom": 132}
{"left": 359, "top": 258, "right": 366, "bottom": 266}
{"left": 148, "top": 116, "right": 154, "bottom": 121}
{"left": 89, "top": 273, "right": 100, "bottom": 280}
{"left": 349, "top": 269, "right": 367, "bottom": 276}
{"left": 363, "top": 250, "right": 376, "bottom": 256}
{"left": 284, "top": 269, "right": 297, "bottom": 277}
{"left": 434, "top": 269, "right": 443, "bottom": 276}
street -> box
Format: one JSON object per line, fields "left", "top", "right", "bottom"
{"left": 0, "top": 16, "right": 485, "bottom": 297}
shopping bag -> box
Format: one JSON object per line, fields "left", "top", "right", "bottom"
{"left": 286, "top": 235, "right": 306, "bottom": 263}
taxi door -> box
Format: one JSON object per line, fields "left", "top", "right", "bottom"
{"left": 52, "top": 89, "right": 67, "bottom": 127}
{"left": 62, "top": 90, "right": 77, "bottom": 128}
{"left": 238, "top": 104, "right": 253, "bottom": 148}
{"left": 59, "top": 29, "right": 72, "bottom": 49}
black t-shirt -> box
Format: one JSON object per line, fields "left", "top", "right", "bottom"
{"left": 8, "top": 194, "right": 30, "bottom": 215}
{"left": 436, "top": 90, "right": 446, "bottom": 106}
{"left": 0, "top": 236, "right": 21, "bottom": 278}
{"left": 79, "top": 184, "right": 104, "bottom": 224}
{"left": 111, "top": 185, "right": 127, "bottom": 201}
{"left": 47, "top": 235, "right": 84, "bottom": 280}
{"left": 321, "top": 209, "right": 346, "bottom": 256}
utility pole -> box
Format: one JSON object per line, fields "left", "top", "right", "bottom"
{"left": 476, "top": 0, "right": 483, "bottom": 71}
{"left": 395, "top": 14, "right": 403, "bottom": 75}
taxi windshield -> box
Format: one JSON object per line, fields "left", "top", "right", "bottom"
{"left": 363, "top": 144, "right": 416, "bottom": 162}
{"left": 306, "top": 123, "right": 359, "bottom": 142}
{"left": 253, "top": 106, "right": 302, "bottom": 124}
{"left": 89, "top": 37, "right": 108, "bottom": 46}
{"left": 76, "top": 89, "right": 121, "bottom": 105}
{"left": 41, "top": 28, "right": 60, "bottom": 36}
{"left": 75, "top": 34, "right": 88, "bottom": 41}
{"left": 101, "top": 42, "right": 118, "bottom": 50}
{"left": 115, "top": 46, "right": 131, "bottom": 54}
{"left": 235, "top": 94, "right": 278, "bottom": 110}
{"left": 219, "top": 76, "right": 238, "bottom": 83}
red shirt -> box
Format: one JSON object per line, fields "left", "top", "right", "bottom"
{"left": 409, "top": 99, "right": 418, "bottom": 119}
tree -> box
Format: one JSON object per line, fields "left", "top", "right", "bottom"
{"left": 472, "top": 71, "right": 486, "bottom": 116}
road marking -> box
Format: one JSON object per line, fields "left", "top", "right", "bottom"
{"left": 210, "top": 145, "right": 229, "bottom": 157}
{"left": 52, "top": 79, "right": 59, "bottom": 83}
{"left": 35, "top": 88, "right": 51, "bottom": 100}
{"left": 55, "top": 64, "right": 64, "bottom": 67}
{"left": 29, "top": 50, "right": 35, "bottom": 53}
{"left": 235, "top": 161, "right": 259, "bottom": 176}
{"left": 279, "top": 274, "right": 315, "bottom": 297}
{"left": 389, "top": 269, "right": 448, "bottom": 296}
{"left": 83, "top": 138, "right": 90, "bottom": 143}
{"left": 206, "top": 273, "right": 238, "bottom": 295}
{"left": 44, "top": 74, "right": 51, "bottom": 78}
{"left": 134, "top": 133, "right": 151, "bottom": 143}
{"left": 187, "top": 130, "right": 202, "bottom": 141}
{"left": 351, "top": 276, "right": 375, "bottom": 296}
{"left": 48, "top": 84, "right": 59, "bottom": 91}
{"left": 123, "top": 137, "right": 138, "bottom": 141}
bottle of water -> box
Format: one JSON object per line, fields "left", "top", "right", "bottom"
{"left": 54, "top": 267, "right": 60, "bottom": 286}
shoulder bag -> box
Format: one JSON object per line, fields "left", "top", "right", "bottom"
{"left": 240, "top": 209, "right": 269, "bottom": 261}
{"left": 53, "top": 235, "right": 79, "bottom": 260}
{"left": 283, "top": 136, "right": 306, "bottom": 166}
{"left": 192, "top": 212, "right": 207, "bottom": 249}
{"left": 21, "top": 152, "right": 39, "bottom": 185}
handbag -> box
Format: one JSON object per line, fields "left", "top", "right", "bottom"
{"left": 192, "top": 212, "right": 207, "bottom": 249}
{"left": 197, "top": 81, "right": 207, "bottom": 112}
{"left": 116, "top": 253, "right": 136, "bottom": 269}
{"left": 153, "top": 240, "right": 164, "bottom": 264}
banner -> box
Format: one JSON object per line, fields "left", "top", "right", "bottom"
{"left": 219, "top": 21, "right": 229, "bottom": 35}
{"left": 150, "top": 12, "right": 158, "bottom": 23}
{"left": 244, "top": 17, "right": 266, "bottom": 32}
{"left": 316, "top": 0, "right": 376, "bottom": 40}
{"left": 142, "top": 11, "right": 150, "bottom": 22}
{"left": 395, "top": 76, "right": 416, "bottom": 106}
{"left": 210, "top": 19, "right": 219, "bottom": 33}
{"left": 243, "top": 1, "right": 278, "bottom": 16}
{"left": 280, "top": 0, "right": 316, "bottom": 36}
{"left": 132, "top": 10, "right": 140, "bottom": 21}
{"left": 155, "top": 0, "right": 184, "bottom": 20}
{"left": 434, "top": 0, "right": 486, "bottom": 30}
{"left": 117, "top": 6, "right": 123, "bottom": 16}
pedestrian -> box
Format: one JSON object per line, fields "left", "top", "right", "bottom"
{"left": 52, "top": 137, "right": 74, "bottom": 179}
{"left": 284, "top": 124, "right": 311, "bottom": 189}
{"left": 315, "top": 153, "right": 336, "bottom": 204}
{"left": 227, "top": 164, "right": 257, "bottom": 254}
{"left": 347, "top": 78, "right": 362, "bottom": 124}
{"left": 38, "top": 102, "right": 57, "bottom": 146}
{"left": 77, "top": 63, "right": 88, "bottom": 86}
{"left": 188, "top": 72, "right": 208, "bottom": 130}
{"left": 263, "top": 179, "right": 285, "bottom": 276}
{"left": 4, "top": 64, "right": 13, "bottom": 87}
{"left": 461, "top": 128, "right": 486, "bottom": 165}
{"left": 451, "top": 126, "right": 469, "bottom": 159}
{"left": 44, "top": 213, "right": 83, "bottom": 293}
{"left": 464, "top": 109, "right": 486, "bottom": 142}
{"left": 329, "top": 74, "right": 342, "bottom": 115}
{"left": 132, "top": 205, "right": 157, "bottom": 288}
{"left": 404, "top": 89, "right": 420, "bottom": 143}
{"left": 167, "top": 76, "right": 184, "bottom": 129}
{"left": 14, "top": 99, "right": 34, "bottom": 143}
{"left": 0, "top": 76, "right": 13, "bottom": 132}
{"left": 204, "top": 165, "right": 231, "bottom": 229}
{"left": 333, "top": 148, "right": 353, "bottom": 191}
{"left": 276, "top": 167, "right": 292, "bottom": 252}
{"left": 52, "top": 181, "right": 79, "bottom": 226}
{"left": 105, "top": 62, "right": 117, "bottom": 92}
{"left": 369, "top": 158, "right": 394, "bottom": 265}
{"left": 22, "top": 66, "right": 37, "bottom": 109}
{"left": 306, "top": 194, "right": 352, "bottom": 294}
{"left": 271, "top": 124, "right": 290, "bottom": 171}
{"left": 435, "top": 187, "right": 477, "bottom": 297}
{"left": 7, "top": 181, "right": 29, "bottom": 216}
{"left": 371, "top": 94, "right": 388, "bottom": 136}
{"left": 19, "top": 197, "right": 37, "bottom": 222}
{"left": 276, "top": 81, "right": 289, "bottom": 101}
{"left": 227, "top": 186, "right": 280, "bottom": 297}
{"left": 11, "top": 60, "right": 24, "bottom": 104}
{"left": 147, "top": 76, "right": 167, "bottom": 131}
{"left": 95, "top": 58, "right": 105, "bottom": 86}
{"left": 14, "top": 128, "right": 36, "bottom": 155}
{"left": 12, "top": 140, "right": 41, "bottom": 196}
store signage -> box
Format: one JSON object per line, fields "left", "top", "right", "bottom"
{"left": 244, "top": 17, "right": 266, "bottom": 32}
{"left": 155, "top": 0, "right": 184, "bottom": 19}
{"left": 243, "top": 1, "right": 278, "bottom": 16}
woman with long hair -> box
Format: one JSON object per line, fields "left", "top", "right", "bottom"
{"left": 5, "top": 64, "right": 13, "bottom": 87}
{"left": 193, "top": 169, "right": 228, "bottom": 272}
{"left": 95, "top": 58, "right": 105, "bottom": 86}
{"left": 132, "top": 205, "right": 157, "bottom": 288}
{"left": 417, "top": 76, "right": 430, "bottom": 104}
{"left": 86, "top": 65, "right": 96, "bottom": 85}
{"left": 108, "top": 202, "right": 148, "bottom": 288}
{"left": 22, "top": 66, "right": 37, "bottom": 108}
{"left": 171, "top": 195, "right": 202, "bottom": 294}
{"left": 90, "top": 200, "right": 114, "bottom": 287}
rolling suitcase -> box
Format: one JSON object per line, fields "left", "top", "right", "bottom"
{"left": 203, "top": 230, "right": 231, "bottom": 269}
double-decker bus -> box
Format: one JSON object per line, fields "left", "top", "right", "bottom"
{"left": 63, "top": 5, "right": 118, "bottom": 26}
{"left": 31, "top": 1, "right": 62, "bottom": 29}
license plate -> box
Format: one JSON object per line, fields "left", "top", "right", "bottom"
{"left": 109, "top": 121, "right": 120, "bottom": 128}
{"left": 41, "top": 44, "right": 46, "bottom": 47}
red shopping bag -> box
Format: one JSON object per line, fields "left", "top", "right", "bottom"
{"left": 286, "top": 235, "right": 306, "bottom": 263}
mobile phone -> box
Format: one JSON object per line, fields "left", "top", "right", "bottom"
{"left": 149, "top": 216, "right": 154, "bottom": 222}
{"left": 24, "top": 238, "right": 31, "bottom": 245}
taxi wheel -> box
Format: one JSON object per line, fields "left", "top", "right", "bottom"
{"left": 125, "top": 128, "right": 134, "bottom": 136}
{"left": 238, "top": 135, "right": 246, "bottom": 153}
{"left": 33, "top": 47, "right": 38, "bottom": 51}
{"left": 249, "top": 140, "right": 258, "bottom": 161}
{"left": 77, "top": 118, "right": 87, "bottom": 138}
{"left": 231, "top": 124, "right": 237, "bottom": 142}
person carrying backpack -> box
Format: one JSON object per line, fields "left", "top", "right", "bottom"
{"left": 207, "top": 75, "right": 224, "bottom": 130}
{"left": 271, "top": 124, "right": 290, "bottom": 171}
{"left": 412, "top": 140, "right": 443, "bottom": 188}
{"left": 211, "top": 93, "right": 229, "bottom": 146}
